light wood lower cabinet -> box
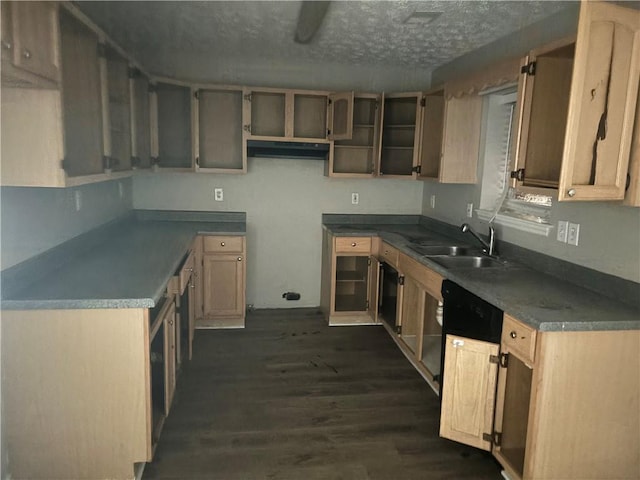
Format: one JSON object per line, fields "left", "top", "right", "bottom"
{"left": 320, "top": 231, "right": 380, "bottom": 326}
{"left": 196, "top": 235, "right": 246, "bottom": 328}
{"left": 443, "top": 312, "right": 640, "bottom": 480}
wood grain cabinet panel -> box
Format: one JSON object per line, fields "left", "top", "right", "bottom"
{"left": 202, "top": 254, "right": 245, "bottom": 318}
{"left": 1, "top": 1, "right": 60, "bottom": 87}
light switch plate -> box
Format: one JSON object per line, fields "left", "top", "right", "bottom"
{"left": 568, "top": 222, "right": 580, "bottom": 246}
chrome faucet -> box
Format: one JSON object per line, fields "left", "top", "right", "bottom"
{"left": 461, "top": 223, "right": 496, "bottom": 257}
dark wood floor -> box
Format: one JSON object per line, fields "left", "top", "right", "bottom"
{"left": 144, "top": 309, "right": 503, "bottom": 480}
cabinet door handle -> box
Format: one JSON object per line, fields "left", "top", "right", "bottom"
{"left": 220, "top": 242, "right": 225, "bottom": 246}
{"left": 510, "top": 331, "right": 517, "bottom": 339}
{"left": 351, "top": 242, "right": 357, "bottom": 247}
{"left": 237, "top": 256, "right": 242, "bottom": 261}
{"left": 22, "top": 49, "right": 31, "bottom": 59}
{"left": 169, "top": 319, "right": 174, "bottom": 326}
{"left": 187, "top": 267, "right": 193, "bottom": 272}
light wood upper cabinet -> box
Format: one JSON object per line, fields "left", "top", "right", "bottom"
{"left": 558, "top": 1, "right": 640, "bottom": 201}
{"left": 623, "top": 84, "right": 640, "bottom": 206}
{"left": 513, "top": 1, "right": 640, "bottom": 201}
{"left": 439, "top": 92, "right": 483, "bottom": 184}
{"left": 130, "top": 69, "right": 152, "bottom": 169}
{"left": 379, "top": 92, "right": 423, "bottom": 177}
{"left": 327, "top": 91, "right": 354, "bottom": 140}
{"left": 104, "top": 46, "right": 132, "bottom": 172}
{"left": 59, "top": 7, "right": 104, "bottom": 177}
{"left": 195, "top": 87, "right": 246, "bottom": 173}
{"left": 417, "top": 88, "right": 445, "bottom": 180}
{"left": 440, "top": 334, "right": 499, "bottom": 451}
{"left": 1, "top": 1, "right": 60, "bottom": 88}
{"left": 328, "top": 93, "right": 382, "bottom": 177}
{"left": 153, "top": 81, "right": 193, "bottom": 170}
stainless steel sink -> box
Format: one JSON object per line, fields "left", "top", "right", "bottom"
{"left": 408, "top": 244, "right": 475, "bottom": 256}
{"left": 429, "top": 255, "right": 505, "bottom": 269}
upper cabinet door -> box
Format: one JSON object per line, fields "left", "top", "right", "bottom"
{"left": 558, "top": 1, "right": 640, "bottom": 201}
{"left": 9, "top": 1, "right": 60, "bottom": 84}
{"left": 327, "top": 91, "right": 354, "bottom": 140}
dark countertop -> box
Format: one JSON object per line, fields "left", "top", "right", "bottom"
{"left": 1, "top": 211, "right": 246, "bottom": 310}
{"left": 323, "top": 222, "right": 640, "bottom": 332}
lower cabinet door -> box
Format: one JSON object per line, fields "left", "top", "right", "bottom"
{"left": 439, "top": 334, "right": 499, "bottom": 451}
{"left": 202, "top": 253, "right": 244, "bottom": 317}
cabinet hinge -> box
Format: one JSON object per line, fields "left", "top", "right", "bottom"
{"left": 499, "top": 352, "right": 509, "bottom": 368}
{"left": 103, "top": 156, "right": 113, "bottom": 170}
{"left": 420, "top": 97, "right": 426, "bottom": 107}
{"left": 483, "top": 432, "right": 502, "bottom": 446}
{"left": 367, "top": 258, "right": 371, "bottom": 266}
{"left": 151, "top": 157, "right": 160, "bottom": 166}
{"left": 148, "top": 83, "right": 157, "bottom": 93}
{"left": 510, "top": 168, "right": 525, "bottom": 182}
{"left": 244, "top": 124, "right": 251, "bottom": 133}
{"left": 398, "top": 276, "right": 405, "bottom": 286}
{"left": 396, "top": 325, "right": 402, "bottom": 334}
{"left": 365, "top": 300, "right": 370, "bottom": 309}
{"left": 195, "top": 156, "right": 200, "bottom": 167}
{"left": 194, "top": 91, "right": 199, "bottom": 100}
{"left": 60, "top": 158, "right": 68, "bottom": 172}
{"left": 328, "top": 98, "right": 332, "bottom": 105}
{"left": 489, "top": 354, "right": 500, "bottom": 364}
{"left": 412, "top": 165, "right": 421, "bottom": 174}
{"left": 327, "top": 128, "right": 331, "bottom": 136}
{"left": 521, "top": 61, "right": 536, "bottom": 76}
{"left": 243, "top": 93, "right": 252, "bottom": 102}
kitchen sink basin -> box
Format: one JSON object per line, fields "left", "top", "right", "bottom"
{"left": 408, "top": 244, "right": 475, "bottom": 256}
{"left": 429, "top": 255, "right": 505, "bottom": 269}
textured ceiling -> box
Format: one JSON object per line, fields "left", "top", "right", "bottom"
{"left": 77, "top": 1, "right": 571, "bottom": 74}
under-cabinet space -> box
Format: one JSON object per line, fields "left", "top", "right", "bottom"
{"left": 196, "top": 88, "right": 246, "bottom": 172}
{"left": 1, "top": 1, "right": 60, "bottom": 88}
{"left": 104, "top": 46, "right": 131, "bottom": 171}
{"left": 379, "top": 93, "right": 422, "bottom": 177}
{"left": 155, "top": 81, "right": 193, "bottom": 169}
{"left": 130, "top": 69, "right": 151, "bottom": 168}
{"left": 59, "top": 7, "right": 104, "bottom": 177}
{"left": 330, "top": 94, "right": 381, "bottom": 177}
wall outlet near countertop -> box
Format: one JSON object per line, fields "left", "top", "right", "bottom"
{"left": 568, "top": 222, "right": 580, "bottom": 246}
{"left": 351, "top": 192, "right": 359, "bottom": 205}
{"left": 557, "top": 220, "right": 569, "bottom": 243}
{"left": 466, "top": 203, "right": 474, "bottom": 218}
{"left": 430, "top": 195, "right": 436, "bottom": 209}
{"left": 214, "top": 188, "right": 223, "bottom": 201}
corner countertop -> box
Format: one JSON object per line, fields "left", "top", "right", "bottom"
{"left": 323, "top": 222, "right": 640, "bottom": 332}
{"left": 1, "top": 211, "right": 246, "bottom": 310}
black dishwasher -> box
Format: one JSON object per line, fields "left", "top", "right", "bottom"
{"left": 439, "top": 280, "right": 503, "bottom": 398}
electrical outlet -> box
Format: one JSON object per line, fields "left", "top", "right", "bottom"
{"left": 557, "top": 220, "right": 569, "bottom": 243}
{"left": 351, "top": 192, "right": 359, "bottom": 205}
{"left": 74, "top": 190, "right": 82, "bottom": 211}
{"left": 430, "top": 195, "right": 436, "bottom": 209}
{"left": 214, "top": 188, "right": 223, "bottom": 201}
{"left": 568, "top": 223, "right": 580, "bottom": 246}
{"left": 466, "top": 203, "right": 474, "bottom": 218}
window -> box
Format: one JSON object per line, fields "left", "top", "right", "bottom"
{"left": 477, "top": 86, "right": 553, "bottom": 236}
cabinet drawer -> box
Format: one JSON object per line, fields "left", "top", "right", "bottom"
{"left": 379, "top": 242, "right": 399, "bottom": 267}
{"left": 203, "top": 235, "right": 244, "bottom": 253}
{"left": 335, "top": 236, "right": 372, "bottom": 254}
{"left": 502, "top": 314, "right": 537, "bottom": 363}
